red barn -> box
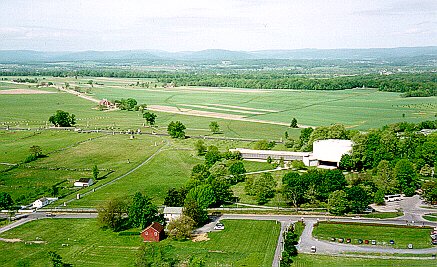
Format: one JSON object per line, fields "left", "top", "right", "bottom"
{"left": 140, "top": 222, "right": 164, "bottom": 242}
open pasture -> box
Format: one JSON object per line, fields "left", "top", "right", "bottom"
{"left": 67, "top": 149, "right": 202, "bottom": 207}
{"left": 0, "top": 218, "right": 280, "bottom": 267}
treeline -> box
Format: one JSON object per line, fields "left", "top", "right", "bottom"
{"left": 1, "top": 69, "right": 436, "bottom": 96}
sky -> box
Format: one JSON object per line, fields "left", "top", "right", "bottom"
{"left": 0, "top": 0, "right": 436, "bottom": 51}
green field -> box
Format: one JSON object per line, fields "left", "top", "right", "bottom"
{"left": 423, "top": 213, "right": 437, "bottom": 222}
{"left": 66, "top": 149, "right": 202, "bottom": 207}
{"left": 0, "top": 218, "right": 280, "bottom": 267}
{"left": 313, "top": 222, "right": 432, "bottom": 249}
{"left": 1, "top": 76, "right": 436, "bottom": 135}
{"left": 362, "top": 212, "right": 404, "bottom": 219}
{"left": 293, "top": 254, "right": 437, "bottom": 267}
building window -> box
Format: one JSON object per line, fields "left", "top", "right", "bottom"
{"left": 154, "top": 232, "right": 157, "bottom": 236}
{"left": 145, "top": 232, "right": 148, "bottom": 235}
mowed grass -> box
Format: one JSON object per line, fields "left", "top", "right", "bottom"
{"left": 362, "top": 212, "right": 404, "bottom": 219}
{"left": 313, "top": 222, "right": 432, "bottom": 249}
{"left": 0, "top": 219, "right": 279, "bottom": 267}
{"left": 0, "top": 219, "right": 141, "bottom": 267}
{"left": 423, "top": 213, "right": 437, "bottom": 222}
{"left": 67, "top": 149, "right": 202, "bottom": 207}
{"left": 161, "top": 219, "right": 280, "bottom": 266}
{"left": 0, "top": 130, "right": 102, "bottom": 164}
{"left": 293, "top": 254, "right": 436, "bottom": 267}
{"left": 0, "top": 167, "right": 88, "bottom": 201}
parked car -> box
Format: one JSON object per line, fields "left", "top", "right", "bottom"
{"left": 338, "top": 238, "right": 344, "bottom": 243}
{"left": 364, "top": 240, "right": 369, "bottom": 244}
{"left": 432, "top": 240, "right": 437, "bottom": 245}
{"left": 358, "top": 239, "right": 363, "bottom": 244}
{"left": 371, "top": 240, "right": 376, "bottom": 245}
{"left": 389, "top": 240, "right": 395, "bottom": 245}
{"left": 214, "top": 222, "right": 224, "bottom": 230}
{"left": 310, "top": 246, "right": 316, "bottom": 253}
{"left": 363, "top": 207, "right": 375, "bottom": 213}
{"left": 346, "top": 238, "right": 351, "bottom": 243}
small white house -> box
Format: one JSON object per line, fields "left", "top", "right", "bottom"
{"left": 32, "top": 197, "right": 49, "bottom": 209}
{"left": 74, "top": 178, "right": 94, "bottom": 187}
{"left": 163, "top": 207, "right": 183, "bottom": 223}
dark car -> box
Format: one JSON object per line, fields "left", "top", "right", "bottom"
{"left": 389, "top": 240, "right": 395, "bottom": 245}
{"left": 432, "top": 240, "right": 437, "bottom": 245}
{"left": 358, "top": 239, "right": 363, "bottom": 244}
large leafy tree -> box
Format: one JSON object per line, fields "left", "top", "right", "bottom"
{"left": 167, "top": 121, "right": 186, "bottom": 138}
{"left": 204, "top": 146, "right": 222, "bottom": 167}
{"left": 163, "top": 187, "right": 187, "bottom": 207}
{"left": 128, "top": 192, "right": 159, "bottom": 229}
{"left": 328, "top": 190, "right": 349, "bottom": 215}
{"left": 185, "top": 184, "right": 216, "bottom": 209}
{"left": 143, "top": 112, "right": 157, "bottom": 125}
{"left": 97, "top": 198, "right": 128, "bottom": 231}
{"left": 209, "top": 121, "right": 220, "bottom": 133}
{"left": 252, "top": 172, "right": 277, "bottom": 205}
{"left": 48, "top": 110, "right": 76, "bottom": 127}
{"left": 228, "top": 161, "right": 246, "bottom": 183}
{"left": 0, "top": 192, "right": 14, "bottom": 210}
{"left": 183, "top": 198, "right": 208, "bottom": 226}
{"left": 394, "top": 159, "right": 418, "bottom": 193}
{"left": 374, "top": 160, "right": 398, "bottom": 193}
{"left": 282, "top": 172, "right": 306, "bottom": 210}
{"left": 346, "top": 186, "right": 371, "bottom": 214}
{"left": 167, "top": 215, "right": 196, "bottom": 240}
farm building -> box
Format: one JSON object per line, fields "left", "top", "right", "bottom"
{"left": 74, "top": 178, "right": 94, "bottom": 187}
{"left": 32, "top": 197, "right": 49, "bottom": 209}
{"left": 231, "top": 139, "right": 353, "bottom": 168}
{"left": 229, "top": 148, "right": 313, "bottom": 162}
{"left": 163, "top": 207, "right": 183, "bottom": 223}
{"left": 99, "top": 98, "right": 113, "bottom": 108}
{"left": 141, "top": 222, "right": 165, "bottom": 242}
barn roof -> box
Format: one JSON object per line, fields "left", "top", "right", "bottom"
{"left": 142, "top": 222, "right": 164, "bottom": 233}
{"left": 77, "top": 178, "right": 92, "bottom": 183}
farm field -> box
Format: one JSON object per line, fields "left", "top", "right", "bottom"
{"left": 313, "top": 222, "right": 433, "bottom": 249}
{"left": 293, "top": 254, "right": 437, "bottom": 267}
{"left": 0, "top": 218, "right": 280, "bottom": 267}
{"left": 1, "top": 76, "right": 436, "bottom": 133}
{"left": 66, "top": 149, "right": 202, "bottom": 208}
{"left": 0, "top": 78, "right": 300, "bottom": 140}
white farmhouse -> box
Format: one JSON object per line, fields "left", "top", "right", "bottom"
{"left": 163, "top": 207, "right": 183, "bottom": 223}
{"left": 32, "top": 197, "right": 49, "bottom": 209}
{"left": 74, "top": 178, "right": 94, "bottom": 187}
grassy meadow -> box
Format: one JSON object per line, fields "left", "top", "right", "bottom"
{"left": 293, "top": 254, "right": 437, "bottom": 267}
{"left": 0, "top": 218, "right": 280, "bottom": 267}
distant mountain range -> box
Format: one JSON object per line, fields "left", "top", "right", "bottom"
{"left": 0, "top": 47, "right": 436, "bottom": 63}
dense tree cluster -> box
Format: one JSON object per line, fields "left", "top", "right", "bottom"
{"left": 97, "top": 192, "right": 160, "bottom": 231}
{"left": 114, "top": 98, "right": 138, "bottom": 111}
{"left": 3, "top": 69, "right": 435, "bottom": 96}
{"left": 48, "top": 110, "right": 76, "bottom": 127}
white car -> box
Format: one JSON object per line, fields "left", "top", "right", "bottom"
{"left": 214, "top": 222, "right": 225, "bottom": 230}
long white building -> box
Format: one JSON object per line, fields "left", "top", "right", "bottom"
{"left": 231, "top": 139, "right": 353, "bottom": 168}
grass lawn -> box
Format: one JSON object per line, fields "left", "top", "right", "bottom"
{"left": 362, "top": 212, "right": 404, "bottom": 219}
{"left": 0, "top": 219, "right": 142, "bottom": 267}
{"left": 161, "top": 219, "right": 280, "bottom": 266}
{"left": 67, "top": 149, "right": 202, "bottom": 207}
{"left": 293, "top": 254, "right": 437, "bottom": 267}
{"left": 0, "top": 130, "right": 102, "bottom": 164}
{"left": 313, "top": 222, "right": 432, "bottom": 249}
{"left": 0, "top": 219, "right": 280, "bottom": 267}
{"left": 423, "top": 213, "right": 437, "bottom": 222}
